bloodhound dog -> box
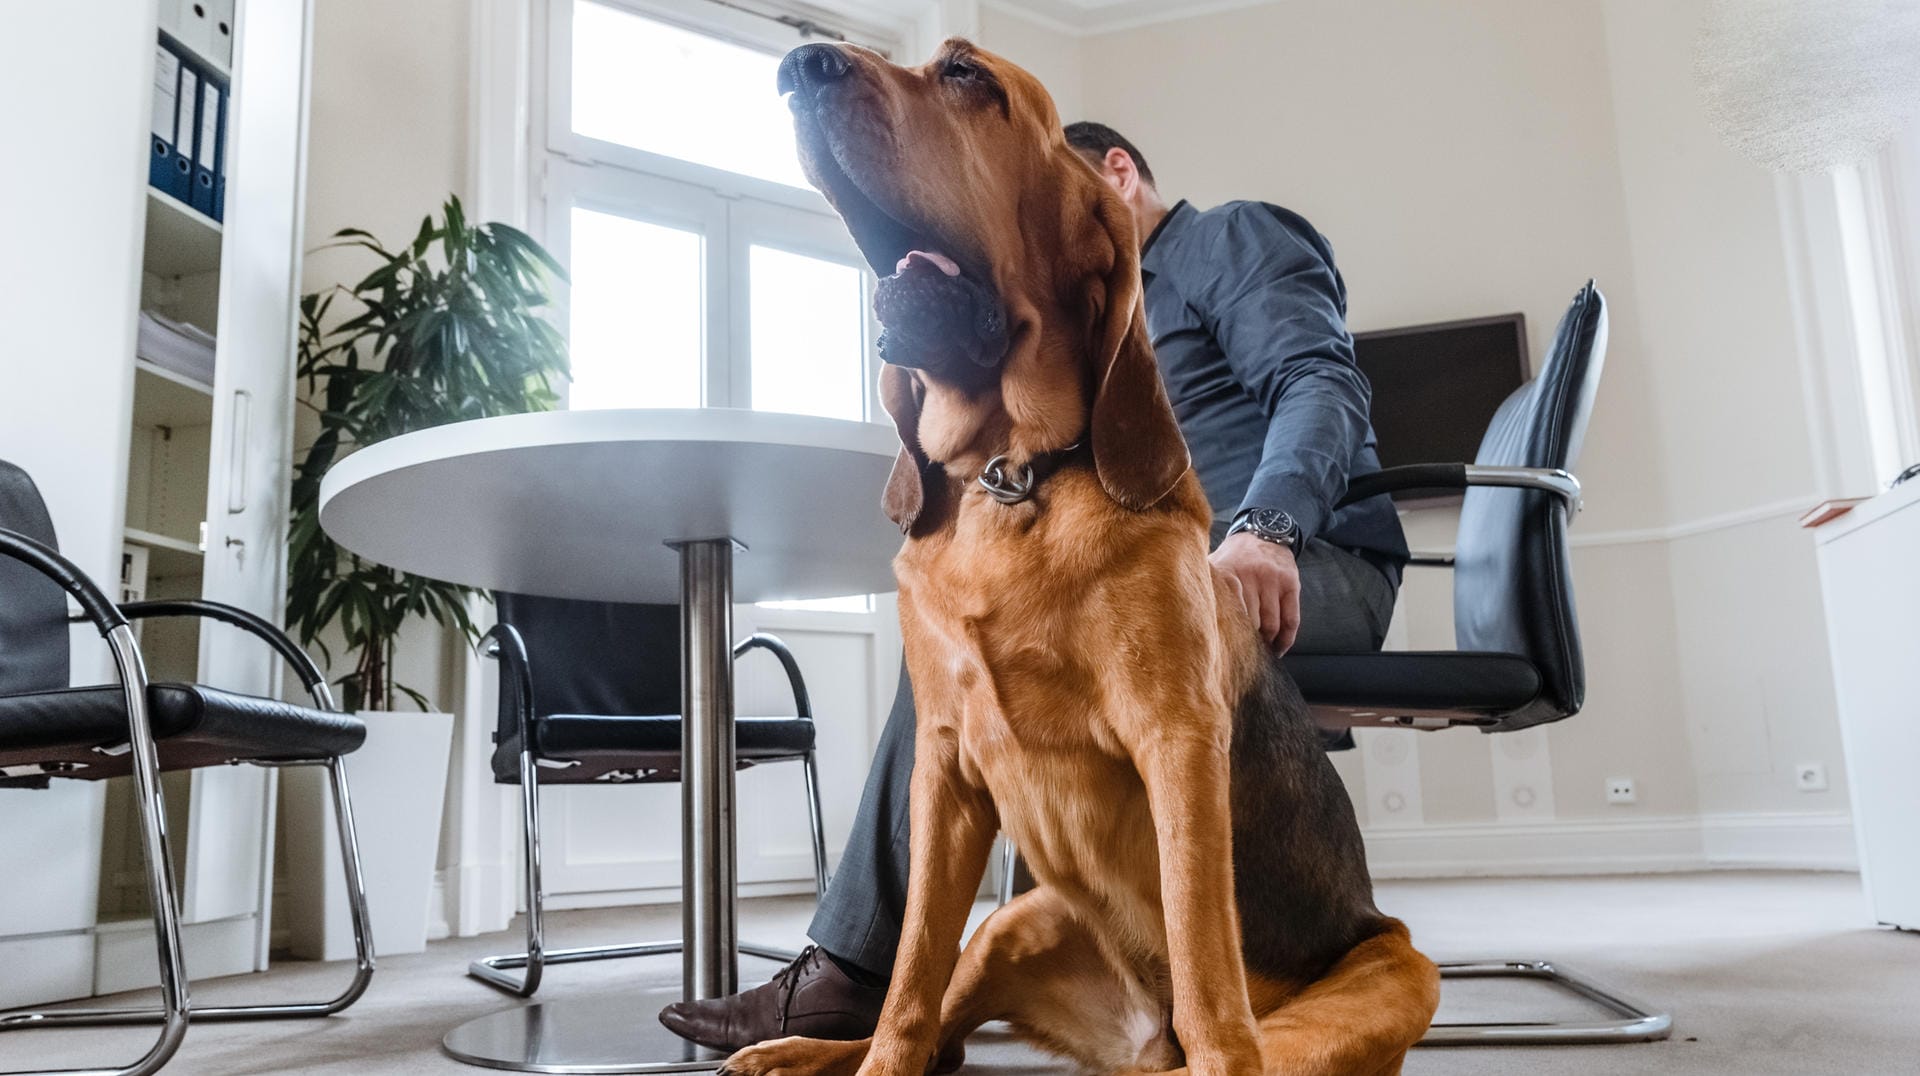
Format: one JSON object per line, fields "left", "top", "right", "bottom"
{"left": 731, "top": 38, "right": 1440, "bottom": 1076}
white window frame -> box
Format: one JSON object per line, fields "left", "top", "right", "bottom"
{"left": 1832, "top": 162, "right": 1918, "bottom": 486}
{"left": 533, "top": 0, "right": 892, "bottom": 418}
{"left": 1779, "top": 127, "right": 1920, "bottom": 497}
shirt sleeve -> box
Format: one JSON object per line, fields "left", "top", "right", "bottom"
{"left": 1191, "top": 205, "right": 1370, "bottom": 544}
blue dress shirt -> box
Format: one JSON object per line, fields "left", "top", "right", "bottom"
{"left": 1140, "top": 199, "right": 1408, "bottom": 583}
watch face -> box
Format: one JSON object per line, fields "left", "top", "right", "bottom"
{"left": 1250, "top": 508, "right": 1295, "bottom": 536}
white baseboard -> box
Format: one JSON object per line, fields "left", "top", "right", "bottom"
{"left": 436, "top": 815, "right": 1856, "bottom": 924}
{"left": 428, "top": 872, "right": 451, "bottom": 941}
{"left": 1364, "top": 812, "right": 1856, "bottom": 879}
{"left": 95, "top": 914, "right": 258, "bottom": 995}
{"left": 447, "top": 861, "right": 515, "bottom": 938}
{"left": 1699, "top": 811, "right": 1858, "bottom": 870}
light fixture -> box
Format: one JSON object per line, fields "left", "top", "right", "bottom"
{"left": 1694, "top": 0, "right": 1920, "bottom": 173}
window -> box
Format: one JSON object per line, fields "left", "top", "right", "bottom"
{"left": 570, "top": 2, "right": 807, "bottom": 190}
{"left": 540, "top": 0, "right": 892, "bottom": 612}
{"left": 566, "top": 207, "right": 704, "bottom": 410}
{"left": 748, "top": 245, "right": 869, "bottom": 422}
{"left": 543, "top": 0, "right": 885, "bottom": 419}
{"left": 1833, "top": 152, "right": 1920, "bottom": 486}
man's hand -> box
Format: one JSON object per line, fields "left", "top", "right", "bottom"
{"left": 1211, "top": 531, "right": 1302, "bottom": 654}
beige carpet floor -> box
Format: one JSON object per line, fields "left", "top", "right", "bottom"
{"left": 3, "top": 871, "right": 1912, "bottom": 1074}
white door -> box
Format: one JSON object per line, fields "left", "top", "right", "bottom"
{"left": 185, "top": 0, "right": 312, "bottom": 962}
{"left": 0, "top": 0, "right": 155, "bottom": 1010}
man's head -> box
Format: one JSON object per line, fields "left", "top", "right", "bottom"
{"left": 1065, "top": 121, "right": 1166, "bottom": 237}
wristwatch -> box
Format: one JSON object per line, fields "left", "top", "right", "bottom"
{"left": 1226, "top": 507, "right": 1304, "bottom": 556}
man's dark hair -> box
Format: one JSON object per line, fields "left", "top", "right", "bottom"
{"left": 1064, "top": 121, "right": 1155, "bottom": 187}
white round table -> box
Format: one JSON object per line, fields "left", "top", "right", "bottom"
{"left": 319, "top": 408, "right": 902, "bottom": 1073}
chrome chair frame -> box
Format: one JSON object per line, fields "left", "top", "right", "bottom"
{"left": 0, "top": 533, "right": 375, "bottom": 1076}
{"left": 1334, "top": 464, "right": 1670, "bottom": 1045}
{"left": 467, "top": 627, "right": 828, "bottom": 997}
{"left": 1422, "top": 960, "right": 1671, "bottom": 1045}
{"left": 993, "top": 847, "right": 1670, "bottom": 1047}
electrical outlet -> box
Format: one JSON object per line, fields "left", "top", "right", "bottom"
{"left": 1606, "top": 776, "right": 1637, "bottom": 805}
{"left": 1795, "top": 762, "right": 1829, "bottom": 792}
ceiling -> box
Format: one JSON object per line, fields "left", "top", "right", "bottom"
{"left": 1006, "top": 0, "right": 1272, "bottom": 35}
{"left": 847, "top": 0, "right": 1275, "bottom": 36}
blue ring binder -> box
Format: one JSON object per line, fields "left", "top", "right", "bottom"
{"left": 152, "top": 29, "right": 228, "bottom": 222}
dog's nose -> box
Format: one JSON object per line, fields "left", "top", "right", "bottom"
{"left": 778, "top": 43, "right": 852, "bottom": 97}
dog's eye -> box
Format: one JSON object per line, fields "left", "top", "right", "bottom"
{"left": 943, "top": 58, "right": 981, "bottom": 81}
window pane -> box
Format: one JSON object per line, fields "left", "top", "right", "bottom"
{"left": 568, "top": 207, "right": 703, "bottom": 410}
{"left": 749, "top": 245, "right": 867, "bottom": 421}
{"left": 572, "top": 2, "right": 807, "bottom": 189}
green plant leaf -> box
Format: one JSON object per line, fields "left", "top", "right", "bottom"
{"left": 288, "top": 194, "right": 570, "bottom": 713}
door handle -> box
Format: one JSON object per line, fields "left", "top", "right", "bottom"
{"left": 227, "top": 389, "right": 251, "bottom": 515}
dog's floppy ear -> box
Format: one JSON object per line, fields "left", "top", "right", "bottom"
{"left": 1084, "top": 192, "right": 1189, "bottom": 511}
{"left": 878, "top": 362, "right": 931, "bottom": 532}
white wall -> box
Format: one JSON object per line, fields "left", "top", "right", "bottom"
{"left": 294, "top": 0, "right": 475, "bottom": 930}
{"left": 976, "top": 0, "right": 1856, "bottom": 868}
{"left": 976, "top": 4, "right": 1084, "bottom": 124}
{"left": 1600, "top": 0, "right": 1850, "bottom": 821}
{"left": 301, "top": 0, "right": 473, "bottom": 712}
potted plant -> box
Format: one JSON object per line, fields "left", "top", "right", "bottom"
{"left": 280, "top": 196, "right": 569, "bottom": 959}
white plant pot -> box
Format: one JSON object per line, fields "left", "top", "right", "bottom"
{"left": 281, "top": 710, "right": 453, "bottom": 961}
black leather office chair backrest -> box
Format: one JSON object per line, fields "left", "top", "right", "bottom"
{"left": 1454, "top": 283, "right": 1607, "bottom": 727}
{"left": 0, "top": 460, "right": 71, "bottom": 696}
{"left": 493, "top": 592, "right": 681, "bottom": 724}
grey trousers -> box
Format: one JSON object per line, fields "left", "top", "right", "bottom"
{"left": 808, "top": 538, "right": 1396, "bottom": 977}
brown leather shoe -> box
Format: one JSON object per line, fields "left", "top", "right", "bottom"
{"left": 658, "top": 946, "right": 886, "bottom": 1052}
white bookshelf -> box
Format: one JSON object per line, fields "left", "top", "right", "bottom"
{"left": 142, "top": 188, "right": 222, "bottom": 277}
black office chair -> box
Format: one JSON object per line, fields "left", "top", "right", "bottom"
{"left": 0, "top": 460, "right": 374, "bottom": 1076}
{"left": 1285, "top": 281, "right": 1670, "bottom": 1046}
{"left": 467, "top": 592, "right": 829, "bottom": 997}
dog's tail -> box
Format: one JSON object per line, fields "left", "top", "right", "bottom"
{"left": 1251, "top": 918, "right": 1438, "bottom": 1075}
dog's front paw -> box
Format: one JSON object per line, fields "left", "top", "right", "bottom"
{"left": 719, "top": 1035, "right": 870, "bottom": 1076}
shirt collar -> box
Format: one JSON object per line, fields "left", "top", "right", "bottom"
{"left": 1140, "top": 199, "right": 1190, "bottom": 276}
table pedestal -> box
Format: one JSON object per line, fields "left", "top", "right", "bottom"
{"left": 676, "top": 538, "right": 741, "bottom": 1001}
{"left": 444, "top": 538, "right": 751, "bottom": 1073}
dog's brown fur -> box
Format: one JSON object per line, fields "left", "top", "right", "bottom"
{"left": 727, "top": 39, "right": 1439, "bottom": 1076}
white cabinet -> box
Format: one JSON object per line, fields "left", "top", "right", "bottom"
{"left": 1814, "top": 480, "right": 1920, "bottom": 932}
{"left": 0, "top": 0, "right": 311, "bottom": 1005}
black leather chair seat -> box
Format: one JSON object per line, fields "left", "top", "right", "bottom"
{"left": 0, "top": 682, "right": 368, "bottom": 786}
{"left": 1288, "top": 651, "right": 1543, "bottom": 719}
{"left": 495, "top": 713, "right": 816, "bottom": 784}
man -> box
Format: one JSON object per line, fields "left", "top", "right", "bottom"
{"left": 660, "top": 122, "right": 1408, "bottom": 1050}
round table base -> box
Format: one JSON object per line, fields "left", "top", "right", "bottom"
{"left": 443, "top": 991, "right": 729, "bottom": 1074}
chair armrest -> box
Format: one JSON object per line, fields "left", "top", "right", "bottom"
{"left": 733, "top": 633, "right": 813, "bottom": 721}
{"left": 0, "top": 527, "right": 128, "bottom": 636}
{"left": 1406, "top": 554, "right": 1456, "bottom": 569}
{"left": 479, "top": 623, "right": 537, "bottom": 749}
{"left": 1337, "top": 463, "right": 1582, "bottom": 511}
{"left": 119, "top": 599, "right": 335, "bottom": 710}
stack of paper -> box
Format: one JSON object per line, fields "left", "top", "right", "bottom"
{"left": 137, "top": 311, "right": 216, "bottom": 386}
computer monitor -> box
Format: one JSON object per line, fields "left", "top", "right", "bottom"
{"left": 1352, "top": 313, "right": 1530, "bottom": 505}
